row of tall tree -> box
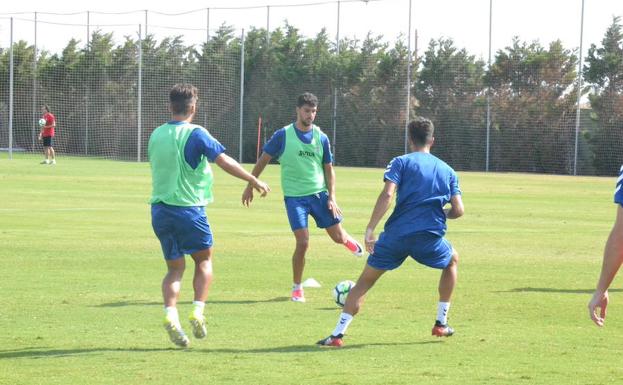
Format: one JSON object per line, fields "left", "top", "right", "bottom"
{"left": 0, "top": 18, "right": 621, "bottom": 174}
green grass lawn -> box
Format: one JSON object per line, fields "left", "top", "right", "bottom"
{"left": 1, "top": 153, "right": 622, "bottom": 385}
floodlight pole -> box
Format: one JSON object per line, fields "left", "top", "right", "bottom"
{"left": 239, "top": 29, "right": 245, "bottom": 163}
{"left": 573, "top": 0, "right": 585, "bottom": 176}
{"left": 332, "top": 0, "right": 341, "bottom": 162}
{"left": 404, "top": 0, "right": 412, "bottom": 154}
{"left": 9, "top": 17, "right": 14, "bottom": 159}
{"left": 486, "top": 0, "right": 492, "bottom": 172}
{"left": 32, "top": 12, "right": 37, "bottom": 151}
{"left": 206, "top": 8, "right": 210, "bottom": 41}
{"left": 138, "top": 24, "right": 143, "bottom": 162}
{"left": 266, "top": 6, "right": 270, "bottom": 45}
{"left": 144, "top": 10, "right": 148, "bottom": 37}
{"left": 85, "top": 11, "right": 90, "bottom": 155}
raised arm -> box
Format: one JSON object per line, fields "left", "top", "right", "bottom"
{"left": 242, "top": 152, "right": 273, "bottom": 207}
{"left": 364, "top": 180, "right": 397, "bottom": 253}
{"left": 215, "top": 153, "right": 270, "bottom": 197}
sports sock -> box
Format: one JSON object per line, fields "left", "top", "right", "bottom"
{"left": 436, "top": 302, "right": 450, "bottom": 325}
{"left": 344, "top": 238, "right": 360, "bottom": 253}
{"left": 164, "top": 306, "right": 180, "bottom": 323}
{"left": 331, "top": 312, "right": 354, "bottom": 337}
{"left": 192, "top": 301, "right": 205, "bottom": 315}
{"left": 292, "top": 283, "right": 303, "bottom": 291}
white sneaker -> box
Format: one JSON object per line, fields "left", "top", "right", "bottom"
{"left": 163, "top": 317, "right": 190, "bottom": 347}
{"left": 40, "top": 160, "right": 49, "bottom": 164}
{"left": 50, "top": 159, "right": 56, "bottom": 165}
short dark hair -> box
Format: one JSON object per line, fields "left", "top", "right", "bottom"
{"left": 408, "top": 117, "right": 434, "bottom": 146}
{"left": 169, "top": 84, "right": 198, "bottom": 115}
{"left": 297, "top": 92, "right": 318, "bottom": 108}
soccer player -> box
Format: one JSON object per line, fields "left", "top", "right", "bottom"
{"left": 241, "top": 92, "right": 364, "bottom": 303}
{"left": 149, "top": 84, "right": 270, "bottom": 347}
{"left": 317, "top": 117, "right": 464, "bottom": 347}
{"left": 588, "top": 165, "right": 623, "bottom": 327}
{"left": 38, "top": 105, "right": 56, "bottom": 165}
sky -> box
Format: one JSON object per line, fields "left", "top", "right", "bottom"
{"left": 0, "top": 0, "right": 621, "bottom": 61}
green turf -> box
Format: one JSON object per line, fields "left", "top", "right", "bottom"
{"left": 0, "top": 153, "right": 621, "bottom": 385}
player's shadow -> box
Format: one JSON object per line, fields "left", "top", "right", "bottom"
{"left": 0, "top": 340, "right": 442, "bottom": 359}
{"left": 95, "top": 297, "right": 289, "bottom": 307}
{"left": 503, "top": 287, "right": 623, "bottom": 294}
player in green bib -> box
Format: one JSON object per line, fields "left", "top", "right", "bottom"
{"left": 149, "top": 84, "right": 270, "bottom": 347}
{"left": 242, "top": 93, "right": 363, "bottom": 303}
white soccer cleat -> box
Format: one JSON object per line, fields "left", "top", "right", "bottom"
{"left": 163, "top": 317, "right": 190, "bottom": 347}
{"left": 189, "top": 312, "right": 207, "bottom": 339}
{"left": 50, "top": 159, "right": 56, "bottom": 165}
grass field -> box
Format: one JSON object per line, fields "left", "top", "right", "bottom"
{"left": 1, "top": 153, "right": 622, "bottom": 385}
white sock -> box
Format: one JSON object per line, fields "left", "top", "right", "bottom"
{"left": 164, "top": 306, "right": 179, "bottom": 323}
{"left": 331, "top": 312, "right": 354, "bottom": 337}
{"left": 292, "top": 283, "right": 303, "bottom": 291}
{"left": 436, "top": 302, "right": 451, "bottom": 325}
{"left": 192, "top": 301, "right": 205, "bottom": 314}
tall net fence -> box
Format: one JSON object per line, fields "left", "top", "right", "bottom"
{"left": 1, "top": 0, "right": 622, "bottom": 175}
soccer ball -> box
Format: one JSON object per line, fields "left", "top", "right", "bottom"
{"left": 38, "top": 118, "right": 46, "bottom": 126}
{"left": 333, "top": 280, "right": 355, "bottom": 307}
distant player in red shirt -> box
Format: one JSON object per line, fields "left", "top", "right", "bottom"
{"left": 38, "top": 104, "right": 56, "bottom": 165}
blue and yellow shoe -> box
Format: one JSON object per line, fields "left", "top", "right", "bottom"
{"left": 163, "top": 317, "right": 190, "bottom": 347}
{"left": 189, "top": 312, "right": 207, "bottom": 339}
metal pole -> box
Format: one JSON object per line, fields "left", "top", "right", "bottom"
{"left": 404, "top": 0, "right": 412, "bottom": 154}
{"left": 573, "top": 0, "right": 585, "bottom": 176}
{"left": 332, "top": 1, "right": 340, "bottom": 161}
{"left": 9, "top": 18, "right": 14, "bottom": 159}
{"left": 85, "top": 11, "right": 90, "bottom": 155}
{"left": 486, "top": 0, "right": 492, "bottom": 172}
{"left": 144, "top": 10, "right": 148, "bottom": 37}
{"left": 206, "top": 8, "right": 210, "bottom": 41}
{"left": 32, "top": 12, "right": 37, "bottom": 151}
{"left": 266, "top": 6, "right": 270, "bottom": 45}
{"left": 239, "top": 29, "right": 245, "bottom": 163}
{"left": 138, "top": 24, "right": 143, "bottom": 162}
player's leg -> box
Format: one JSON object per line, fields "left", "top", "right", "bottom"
{"left": 49, "top": 144, "right": 56, "bottom": 164}
{"left": 162, "top": 256, "right": 190, "bottom": 347}
{"left": 432, "top": 248, "right": 459, "bottom": 337}
{"left": 40, "top": 145, "right": 49, "bottom": 164}
{"left": 188, "top": 248, "right": 212, "bottom": 339}
{"left": 317, "top": 264, "right": 386, "bottom": 347}
{"left": 312, "top": 192, "right": 363, "bottom": 256}
{"left": 284, "top": 196, "right": 311, "bottom": 302}
{"left": 291, "top": 228, "right": 310, "bottom": 302}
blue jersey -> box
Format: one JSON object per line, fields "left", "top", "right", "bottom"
{"left": 167, "top": 121, "right": 225, "bottom": 169}
{"left": 263, "top": 124, "right": 333, "bottom": 164}
{"left": 615, "top": 165, "right": 623, "bottom": 206}
{"left": 383, "top": 152, "right": 461, "bottom": 237}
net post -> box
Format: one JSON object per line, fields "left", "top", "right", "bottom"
{"left": 573, "top": 0, "right": 585, "bottom": 176}
{"left": 239, "top": 28, "right": 245, "bottom": 163}
{"left": 9, "top": 17, "right": 14, "bottom": 160}
{"left": 138, "top": 24, "right": 143, "bottom": 162}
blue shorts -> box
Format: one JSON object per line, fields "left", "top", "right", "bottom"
{"left": 151, "top": 203, "right": 213, "bottom": 260}
{"left": 615, "top": 165, "right": 623, "bottom": 205}
{"left": 367, "top": 231, "right": 453, "bottom": 270}
{"left": 284, "top": 191, "right": 342, "bottom": 231}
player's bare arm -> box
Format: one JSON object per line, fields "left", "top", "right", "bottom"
{"left": 444, "top": 194, "right": 464, "bottom": 219}
{"left": 323, "top": 162, "right": 342, "bottom": 218}
{"left": 242, "top": 152, "right": 273, "bottom": 206}
{"left": 364, "top": 180, "right": 397, "bottom": 253}
{"left": 215, "top": 153, "right": 270, "bottom": 197}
